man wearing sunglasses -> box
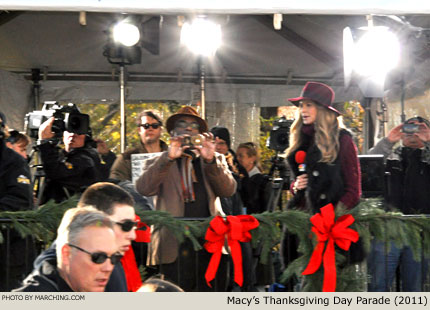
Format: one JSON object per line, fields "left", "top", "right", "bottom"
{"left": 110, "top": 110, "right": 168, "bottom": 182}
{"left": 135, "top": 106, "right": 236, "bottom": 291}
{"left": 23, "top": 182, "right": 141, "bottom": 292}
{"left": 14, "top": 207, "right": 119, "bottom": 292}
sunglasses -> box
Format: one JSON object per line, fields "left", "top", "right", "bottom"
{"left": 140, "top": 123, "right": 161, "bottom": 129}
{"left": 68, "top": 244, "right": 123, "bottom": 265}
{"left": 115, "top": 220, "right": 138, "bottom": 232}
{"left": 175, "top": 120, "right": 200, "bottom": 130}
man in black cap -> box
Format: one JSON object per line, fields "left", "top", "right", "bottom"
{"left": 0, "top": 111, "right": 35, "bottom": 291}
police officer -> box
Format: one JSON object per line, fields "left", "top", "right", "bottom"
{"left": 0, "top": 112, "right": 34, "bottom": 291}
{"left": 37, "top": 116, "right": 101, "bottom": 203}
{"left": 0, "top": 112, "right": 33, "bottom": 211}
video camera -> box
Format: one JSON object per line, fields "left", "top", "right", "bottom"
{"left": 268, "top": 116, "right": 294, "bottom": 152}
{"left": 25, "top": 102, "right": 90, "bottom": 139}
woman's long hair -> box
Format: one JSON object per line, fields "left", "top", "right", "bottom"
{"left": 286, "top": 103, "right": 340, "bottom": 163}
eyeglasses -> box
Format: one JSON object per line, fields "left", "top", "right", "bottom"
{"left": 115, "top": 220, "right": 138, "bottom": 232}
{"left": 68, "top": 244, "right": 123, "bottom": 265}
{"left": 174, "top": 120, "right": 200, "bottom": 130}
{"left": 140, "top": 123, "right": 161, "bottom": 129}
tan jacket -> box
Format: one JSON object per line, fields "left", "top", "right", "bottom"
{"left": 135, "top": 151, "right": 236, "bottom": 265}
{"left": 109, "top": 140, "right": 168, "bottom": 181}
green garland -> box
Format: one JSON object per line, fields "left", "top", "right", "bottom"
{"left": 1, "top": 197, "right": 430, "bottom": 291}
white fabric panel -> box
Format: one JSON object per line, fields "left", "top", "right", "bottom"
{"left": 1, "top": 0, "right": 429, "bottom": 14}
{"left": 0, "top": 70, "right": 32, "bottom": 131}
{"left": 40, "top": 80, "right": 362, "bottom": 107}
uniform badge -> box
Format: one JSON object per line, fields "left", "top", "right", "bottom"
{"left": 65, "top": 162, "right": 73, "bottom": 169}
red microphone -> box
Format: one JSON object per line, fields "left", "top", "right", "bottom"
{"left": 295, "top": 150, "right": 307, "bottom": 175}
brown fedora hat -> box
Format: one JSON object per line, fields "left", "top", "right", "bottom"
{"left": 288, "top": 81, "right": 341, "bottom": 115}
{"left": 166, "top": 106, "right": 208, "bottom": 134}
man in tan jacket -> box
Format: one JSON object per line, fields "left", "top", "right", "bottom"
{"left": 135, "top": 106, "right": 236, "bottom": 291}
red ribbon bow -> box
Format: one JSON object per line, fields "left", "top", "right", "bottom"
{"left": 302, "top": 203, "right": 359, "bottom": 292}
{"left": 135, "top": 215, "right": 151, "bottom": 243}
{"left": 204, "top": 215, "right": 259, "bottom": 287}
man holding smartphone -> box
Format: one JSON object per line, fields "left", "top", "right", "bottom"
{"left": 367, "top": 116, "right": 430, "bottom": 291}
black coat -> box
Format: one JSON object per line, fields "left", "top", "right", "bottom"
{"left": 287, "top": 130, "right": 349, "bottom": 213}
{"left": 0, "top": 140, "right": 33, "bottom": 211}
{"left": 12, "top": 259, "right": 73, "bottom": 292}
{"left": 386, "top": 147, "right": 430, "bottom": 214}
{"left": 38, "top": 141, "right": 101, "bottom": 203}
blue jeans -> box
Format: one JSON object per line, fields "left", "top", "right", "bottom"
{"left": 367, "top": 240, "right": 427, "bottom": 291}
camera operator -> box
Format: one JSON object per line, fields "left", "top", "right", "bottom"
{"left": 135, "top": 106, "right": 236, "bottom": 291}
{"left": 367, "top": 116, "right": 430, "bottom": 291}
{"left": 37, "top": 116, "right": 102, "bottom": 204}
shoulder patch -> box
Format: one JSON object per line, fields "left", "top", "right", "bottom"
{"left": 17, "top": 175, "right": 30, "bottom": 184}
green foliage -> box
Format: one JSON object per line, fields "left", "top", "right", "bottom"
{"left": 77, "top": 101, "right": 181, "bottom": 154}
{"left": 341, "top": 101, "right": 364, "bottom": 153}
{"left": 3, "top": 197, "right": 430, "bottom": 292}
{"left": 259, "top": 116, "right": 277, "bottom": 173}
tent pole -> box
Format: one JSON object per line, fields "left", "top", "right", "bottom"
{"left": 199, "top": 58, "right": 206, "bottom": 119}
{"left": 119, "top": 64, "right": 126, "bottom": 153}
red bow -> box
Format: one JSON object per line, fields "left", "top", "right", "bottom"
{"left": 302, "top": 203, "right": 359, "bottom": 292}
{"left": 135, "top": 215, "right": 151, "bottom": 243}
{"left": 204, "top": 215, "right": 259, "bottom": 287}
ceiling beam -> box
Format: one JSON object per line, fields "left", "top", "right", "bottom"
{"left": 253, "top": 15, "right": 337, "bottom": 66}
{"left": 0, "top": 11, "right": 22, "bottom": 27}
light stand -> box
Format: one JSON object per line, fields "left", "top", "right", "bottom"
{"left": 119, "top": 65, "right": 126, "bottom": 153}
{"left": 198, "top": 58, "right": 206, "bottom": 119}
{"left": 103, "top": 20, "right": 142, "bottom": 153}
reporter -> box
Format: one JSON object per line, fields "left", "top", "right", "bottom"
{"left": 285, "top": 82, "right": 361, "bottom": 213}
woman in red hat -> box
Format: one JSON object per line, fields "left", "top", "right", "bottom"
{"left": 285, "top": 81, "right": 361, "bottom": 213}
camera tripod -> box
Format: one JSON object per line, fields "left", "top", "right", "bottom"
{"left": 266, "top": 153, "right": 290, "bottom": 212}
{"left": 28, "top": 146, "right": 46, "bottom": 208}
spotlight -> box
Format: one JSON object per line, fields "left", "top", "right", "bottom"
{"left": 103, "top": 19, "right": 142, "bottom": 65}
{"left": 180, "top": 17, "right": 222, "bottom": 56}
{"left": 113, "top": 21, "right": 141, "bottom": 47}
{"left": 343, "top": 26, "right": 401, "bottom": 97}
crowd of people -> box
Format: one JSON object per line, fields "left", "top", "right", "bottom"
{"left": 1, "top": 81, "right": 430, "bottom": 292}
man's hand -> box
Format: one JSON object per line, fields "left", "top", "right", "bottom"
{"left": 94, "top": 139, "right": 110, "bottom": 155}
{"left": 38, "top": 117, "right": 55, "bottom": 140}
{"left": 196, "top": 133, "right": 215, "bottom": 163}
{"left": 168, "top": 136, "right": 187, "bottom": 160}
{"left": 416, "top": 122, "right": 430, "bottom": 143}
{"left": 386, "top": 124, "right": 403, "bottom": 144}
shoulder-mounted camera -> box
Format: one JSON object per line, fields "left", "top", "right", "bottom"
{"left": 25, "top": 102, "right": 90, "bottom": 139}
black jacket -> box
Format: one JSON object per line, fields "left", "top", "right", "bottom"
{"left": 240, "top": 172, "right": 271, "bottom": 214}
{"left": 13, "top": 259, "right": 73, "bottom": 292}
{"left": 38, "top": 141, "right": 101, "bottom": 203}
{"left": 386, "top": 147, "right": 430, "bottom": 214}
{"left": 0, "top": 140, "right": 33, "bottom": 211}
{"left": 287, "top": 130, "right": 348, "bottom": 213}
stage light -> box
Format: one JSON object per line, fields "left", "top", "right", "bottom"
{"left": 344, "top": 26, "right": 400, "bottom": 86}
{"left": 113, "top": 21, "right": 141, "bottom": 47}
{"left": 180, "top": 17, "right": 222, "bottom": 56}
{"left": 344, "top": 26, "right": 400, "bottom": 98}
